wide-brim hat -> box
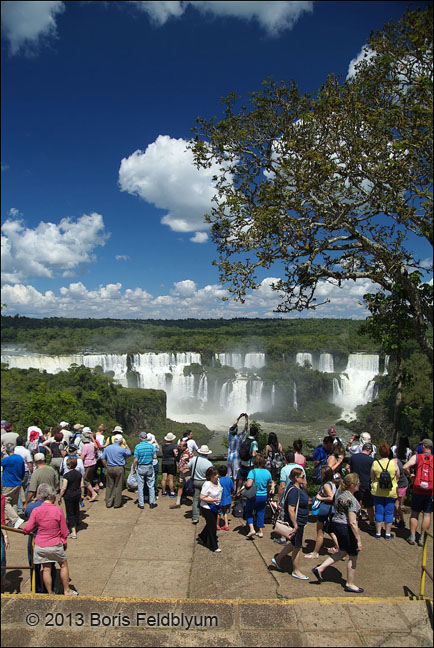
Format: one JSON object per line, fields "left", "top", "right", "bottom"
{"left": 113, "top": 425, "right": 123, "bottom": 433}
{"left": 147, "top": 433, "right": 156, "bottom": 444}
{"left": 114, "top": 434, "right": 124, "bottom": 443}
{"left": 197, "top": 444, "right": 212, "bottom": 455}
{"left": 73, "top": 424, "right": 84, "bottom": 431}
{"left": 164, "top": 433, "right": 176, "bottom": 442}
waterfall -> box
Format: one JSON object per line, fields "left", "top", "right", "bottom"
{"left": 271, "top": 384, "right": 276, "bottom": 407}
{"left": 215, "top": 352, "right": 265, "bottom": 369}
{"left": 332, "top": 354, "right": 381, "bottom": 421}
{"left": 215, "top": 353, "right": 243, "bottom": 369}
{"left": 244, "top": 353, "right": 266, "bottom": 369}
{"left": 293, "top": 382, "right": 298, "bottom": 411}
{"left": 296, "top": 352, "right": 313, "bottom": 368}
{"left": 318, "top": 353, "right": 334, "bottom": 373}
{"left": 197, "top": 375, "right": 208, "bottom": 402}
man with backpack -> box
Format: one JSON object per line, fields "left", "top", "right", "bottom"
{"left": 404, "top": 439, "right": 433, "bottom": 546}
{"left": 312, "top": 436, "right": 334, "bottom": 484}
{"left": 238, "top": 424, "right": 258, "bottom": 487}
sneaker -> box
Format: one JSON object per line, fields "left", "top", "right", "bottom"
{"left": 214, "top": 548, "right": 222, "bottom": 553}
{"left": 385, "top": 534, "right": 394, "bottom": 540}
{"left": 150, "top": 503, "right": 158, "bottom": 509}
{"left": 375, "top": 534, "right": 382, "bottom": 539}
{"left": 192, "top": 519, "right": 199, "bottom": 524}
{"left": 14, "top": 517, "right": 24, "bottom": 529}
{"left": 169, "top": 492, "right": 176, "bottom": 498}
{"left": 407, "top": 536, "right": 416, "bottom": 545}
{"left": 138, "top": 505, "right": 144, "bottom": 509}
{"left": 162, "top": 493, "right": 168, "bottom": 497}
{"left": 418, "top": 537, "right": 425, "bottom": 547}
{"left": 273, "top": 537, "right": 287, "bottom": 545}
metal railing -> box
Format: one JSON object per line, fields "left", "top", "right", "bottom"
{"left": 1, "top": 524, "right": 36, "bottom": 593}
{"left": 419, "top": 530, "right": 433, "bottom": 602}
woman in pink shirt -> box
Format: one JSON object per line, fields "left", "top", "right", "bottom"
{"left": 79, "top": 429, "right": 98, "bottom": 502}
{"left": 293, "top": 439, "right": 306, "bottom": 468}
{"left": 23, "top": 483, "right": 78, "bottom": 596}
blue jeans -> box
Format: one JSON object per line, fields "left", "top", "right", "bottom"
{"left": 245, "top": 495, "right": 267, "bottom": 527}
{"left": 136, "top": 465, "right": 155, "bottom": 506}
{"left": 373, "top": 496, "right": 396, "bottom": 523}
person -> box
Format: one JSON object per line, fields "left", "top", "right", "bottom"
{"left": 238, "top": 423, "right": 259, "bottom": 488}
{"left": 404, "top": 438, "right": 433, "bottom": 546}
{"left": 312, "top": 436, "right": 334, "bottom": 484}
{"left": 23, "top": 453, "right": 59, "bottom": 510}
{"left": 59, "top": 422, "right": 72, "bottom": 447}
{"left": 27, "top": 418, "right": 43, "bottom": 445}
{"left": 292, "top": 439, "right": 306, "bottom": 468}
{"left": 371, "top": 443, "right": 399, "bottom": 540}
{"left": 143, "top": 433, "right": 160, "bottom": 501}
{"left": 104, "top": 425, "right": 128, "bottom": 448}
{"left": 61, "top": 444, "right": 85, "bottom": 478}
{"left": 101, "top": 434, "right": 131, "bottom": 509}
{"left": 179, "top": 430, "right": 199, "bottom": 455}
{"left": 188, "top": 445, "right": 213, "bottom": 524}
{"left": 217, "top": 464, "right": 234, "bottom": 530}
{"left": 391, "top": 436, "right": 412, "bottom": 463}
{"left": 328, "top": 426, "right": 344, "bottom": 446}
{"left": 58, "top": 457, "right": 85, "bottom": 539}
{"left": 264, "top": 432, "right": 284, "bottom": 489}
{"left": 1, "top": 443, "right": 25, "bottom": 528}
{"left": 1, "top": 493, "right": 10, "bottom": 591}
{"left": 24, "top": 486, "right": 57, "bottom": 592}
{"left": 227, "top": 413, "right": 249, "bottom": 496}
{"left": 270, "top": 467, "right": 310, "bottom": 580}
{"left": 311, "top": 473, "right": 364, "bottom": 593}
{"left": 1, "top": 423, "right": 18, "bottom": 449}
{"left": 392, "top": 444, "right": 408, "bottom": 528}
{"left": 197, "top": 466, "right": 223, "bottom": 553}
{"left": 170, "top": 438, "right": 193, "bottom": 509}
{"left": 346, "top": 442, "right": 375, "bottom": 528}
{"left": 94, "top": 424, "right": 106, "bottom": 488}
{"left": 14, "top": 436, "right": 33, "bottom": 515}
{"left": 245, "top": 454, "right": 272, "bottom": 539}
{"left": 161, "top": 432, "right": 178, "bottom": 497}
{"left": 79, "top": 428, "right": 99, "bottom": 502}
{"left": 278, "top": 450, "right": 305, "bottom": 501}
{"left": 327, "top": 443, "right": 345, "bottom": 483}
{"left": 133, "top": 431, "right": 157, "bottom": 509}
{"left": 305, "top": 466, "right": 339, "bottom": 559}
{"left": 23, "top": 483, "right": 78, "bottom": 596}
{"left": 42, "top": 430, "right": 66, "bottom": 480}
{"left": 347, "top": 432, "right": 377, "bottom": 457}
{"left": 415, "top": 436, "right": 433, "bottom": 455}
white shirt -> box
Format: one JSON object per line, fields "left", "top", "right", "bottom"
{"left": 27, "top": 425, "right": 43, "bottom": 442}
{"left": 61, "top": 456, "right": 85, "bottom": 476}
{"left": 178, "top": 438, "right": 199, "bottom": 454}
{"left": 200, "top": 480, "right": 223, "bottom": 510}
{"left": 348, "top": 443, "right": 377, "bottom": 458}
{"left": 14, "top": 446, "right": 33, "bottom": 472}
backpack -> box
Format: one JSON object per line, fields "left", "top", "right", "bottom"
{"left": 376, "top": 459, "right": 393, "bottom": 490}
{"left": 232, "top": 499, "right": 246, "bottom": 519}
{"left": 313, "top": 455, "right": 329, "bottom": 485}
{"left": 26, "top": 430, "right": 40, "bottom": 454}
{"left": 239, "top": 437, "right": 254, "bottom": 462}
{"left": 269, "top": 448, "right": 284, "bottom": 471}
{"left": 414, "top": 454, "right": 433, "bottom": 492}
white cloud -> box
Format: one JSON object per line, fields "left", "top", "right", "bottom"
{"left": 190, "top": 232, "right": 208, "bottom": 244}
{"left": 1, "top": 276, "right": 376, "bottom": 319}
{"left": 1, "top": 212, "right": 109, "bottom": 284}
{"left": 132, "top": 1, "right": 313, "bottom": 35}
{"left": 346, "top": 45, "right": 376, "bottom": 80}
{"left": 1, "top": 0, "right": 65, "bottom": 55}
{"left": 115, "top": 254, "right": 131, "bottom": 261}
{"left": 119, "top": 135, "right": 221, "bottom": 233}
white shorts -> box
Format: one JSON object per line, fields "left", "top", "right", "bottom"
{"left": 227, "top": 460, "right": 240, "bottom": 480}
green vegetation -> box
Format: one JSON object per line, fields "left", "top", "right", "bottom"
{"left": 1, "top": 315, "right": 378, "bottom": 355}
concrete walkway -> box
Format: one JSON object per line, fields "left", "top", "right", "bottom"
{"left": 2, "top": 490, "right": 433, "bottom": 646}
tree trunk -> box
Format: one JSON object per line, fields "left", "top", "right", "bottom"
{"left": 392, "top": 351, "right": 403, "bottom": 447}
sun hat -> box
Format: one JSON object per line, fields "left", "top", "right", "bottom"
{"left": 360, "top": 433, "right": 371, "bottom": 444}
{"left": 164, "top": 433, "right": 176, "bottom": 442}
{"left": 146, "top": 433, "right": 156, "bottom": 444}
{"left": 34, "top": 452, "right": 46, "bottom": 462}
{"left": 82, "top": 426, "right": 91, "bottom": 434}
{"left": 73, "top": 423, "right": 84, "bottom": 431}
{"left": 113, "top": 425, "right": 123, "bottom": 433}
{"left": 197, "top": 444, "right": 212, "bottom": 455}
{"left": 139, "top": 431, "right": 148, "bottom": 441}
{"left": 59, "top": 421, "right": 69, "bottom": 428}
{"left": 113, "top": 434, "right": 123, "bottom": 443}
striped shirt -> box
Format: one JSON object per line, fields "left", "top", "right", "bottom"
{"left": 133, "top": 441, "right": 155, "bottom": 465}
{"left": 227, "top": 426, "right": 247, "bottom": 463}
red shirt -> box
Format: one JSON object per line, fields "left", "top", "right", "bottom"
{"left": 23, "top": 501, "right": 69, "bottom": 547}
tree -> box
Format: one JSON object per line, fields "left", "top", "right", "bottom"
{"left": 191, "top": 7, "right": 433, "bottom": 364}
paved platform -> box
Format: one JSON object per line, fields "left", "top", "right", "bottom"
{"left": 2, "top": 490, "right": 433, "bottom": 646}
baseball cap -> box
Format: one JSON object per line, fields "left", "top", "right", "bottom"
{"left": 34, "top": 453, "right": 46, "bottom": 462}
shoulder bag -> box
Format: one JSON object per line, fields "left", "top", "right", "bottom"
{"left": 183, "top": 457, "right": 199, "bottom": 497}
{"left": 273, "top": 486, "right": 300, "bottom": 539}
{"left": 243, "top": 469, "right": 257, "bottom": 500}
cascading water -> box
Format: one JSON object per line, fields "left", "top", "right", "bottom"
{"left": 215, "top": 352, "right": 265, "bottom": 369}
{"left": 296, "top": 352, "right": 313, "bottom": 368}
{"left": 332, "top": 354, "right": 383, "bottom": 421}
{"left": 293, "top": 382, "right": 298, "bottom": 411}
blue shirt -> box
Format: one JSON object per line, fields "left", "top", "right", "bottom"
{"left": 134, "top": 441, "right": 155, "bottom": 465}
{"left": 227, "top": 426, "right": 246, "bottom": 462}
{"left": 285, "top": 486, "right": 309, "bottom": 526}
{"left": 102, "top": 443, "right": 131, "bottom": 466}
{"left": 279, "top": 463, "right": 305, "bottom": 489}
{"left": 1, "top": 454, "right": 25, "bottom": 487}
{"left": 219, "top": 476, "right": 234, "bottom": 506}
{"left": 313, "top": 445, "right": 330, "bottom": 464}
{"left": 247, "top": 468, "right": 271, "bottom": 497}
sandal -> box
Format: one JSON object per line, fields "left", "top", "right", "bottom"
{"left": 304, "top": 552, "right": 319, "bottom": 559}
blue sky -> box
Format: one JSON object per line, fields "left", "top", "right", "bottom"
{"left": 1, "top": 1, "right": 431, "bottom": 319}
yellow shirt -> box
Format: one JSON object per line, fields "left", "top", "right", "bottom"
{"left": 371, "top": 458, "right": 398, "bottom": 498}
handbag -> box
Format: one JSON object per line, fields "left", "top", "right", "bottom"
{"left": 312, "top": 482, "right": 335, "bottom": 517}
{"left": 243, "top": 469, "right": 257, "bottom": 500}
{"left": 183, "top": 457, "right": 198, "bottom": 497}
{"left": 273, "top": 486, "right": 300, "bottom": 539}
{"left": 127, "top": 465, "right": 138, "bottom": 489}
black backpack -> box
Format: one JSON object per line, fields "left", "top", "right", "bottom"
{"left": 239, "top": 437, "right": 254, "bottom": 462}
{"left": 377, "top": 459, "right": 393, "bottom": 489}
{"left": 232, "top": 499, "right": 246, "bottom": 519}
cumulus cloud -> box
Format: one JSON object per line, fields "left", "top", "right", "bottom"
{"left": 346, "top": 45, "right": 376, "bottom": 80}
{"left": 132, "top": 1, "right": 313, "bottom": 35}
{"left": 2, "top": 0, "right": 65, "bottom": 55}
{"left": 190, "top": 232, "right": 208, "bottom": 244}
{"left": 1, "top": 212, "right": 109, "bottom": 284}
{"left": 1, "top": 276, "right": 376, "bottom": 319}
{"left": 119, "top": 135, "right": 222, "bottom": 233}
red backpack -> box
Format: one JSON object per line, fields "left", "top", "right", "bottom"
{"left": 414, "top": 453, "right": 433, "bottom": 493}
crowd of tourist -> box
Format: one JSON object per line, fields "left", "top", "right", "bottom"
{"left": 1, "top": 415, "right": 433, "bottom": 595}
